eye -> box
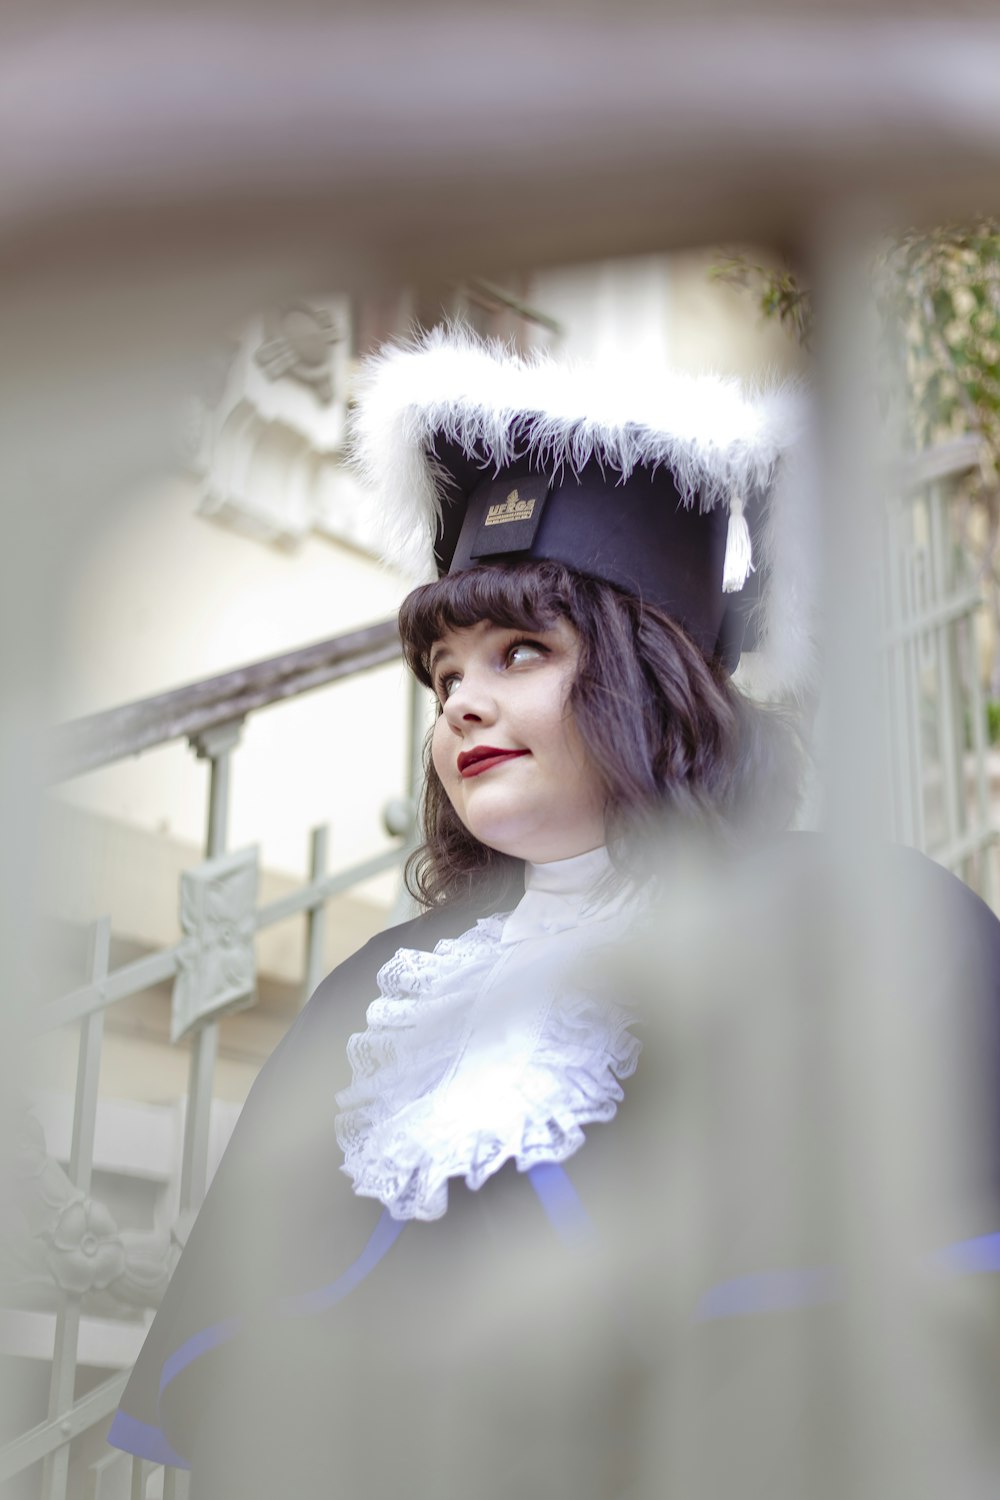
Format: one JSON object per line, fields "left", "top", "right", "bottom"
{"left": 436, "top": 670, "right": 461, "bottom": 702}
{"left": 505, "top": 639, "right": 547, "bottom": 668}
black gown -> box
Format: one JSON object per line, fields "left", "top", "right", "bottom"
{"left": 108, "top": 841, "right": 1000, "bottom": 1498}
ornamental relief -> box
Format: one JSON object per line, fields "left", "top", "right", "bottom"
{"left": 254, "top": 301, "right": 343, "bottom": 404}
{"left": 1, "top": 1106, "right": 177, "bottom": 1315}
{"left": 189, "top": 296, "right": 385, "bottom": 556}
{"left": 173, "top": 846, "right": 258, "bottom": 1042}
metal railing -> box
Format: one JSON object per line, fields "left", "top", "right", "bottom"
{"left": 883, "top": 434, "right": 997, "bottom": 903}
{"left": 4, "top": 615, "right": 422, "bottom": 1500}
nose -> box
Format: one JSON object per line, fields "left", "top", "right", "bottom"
{"left": 440, "top": 669, "right": 497, "bottom": 732}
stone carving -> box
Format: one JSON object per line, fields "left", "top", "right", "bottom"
{"left": 255, "top": 301, "right": 343, "bottom": 404}
{"left": 1, "top": 1105, "right": 176, "bottom": 1314}
{"left": 45, "top": 1198, "right": 125, "bottom": 1295}
{"left": 173, "top": 846, "right": 258, "bottom": 1042}
{"left": 190, "top": 298, "right": 385, "bottom": 555}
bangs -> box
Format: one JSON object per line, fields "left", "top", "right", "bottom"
{"left": 398, "top": 563, "right": 575, "bottom": 685}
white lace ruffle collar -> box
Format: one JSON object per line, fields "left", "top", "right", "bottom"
{"left": 335, "top": 847, "right": 641, "bottom": 1221}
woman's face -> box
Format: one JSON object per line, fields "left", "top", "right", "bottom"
{"left": 429, "top": 618, "right": 606, "bottom": 864}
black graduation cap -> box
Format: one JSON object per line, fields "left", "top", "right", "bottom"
{"left": 430, "top": 430, "right": 761, "bottom": 669}
{"left": 351, "top": 326, "right": 810, "bottom": 696}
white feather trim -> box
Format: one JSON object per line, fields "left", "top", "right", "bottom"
{"left": 349, "top": 325, "right": 815, "bottom": 699}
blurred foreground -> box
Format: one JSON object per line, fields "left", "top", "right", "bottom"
{"left": 124, "top": 833, "right": 1000, "bottom": 1500}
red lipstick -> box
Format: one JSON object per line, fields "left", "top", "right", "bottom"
{"left": 457, "top": 746, "right": 530, "bottom": 778}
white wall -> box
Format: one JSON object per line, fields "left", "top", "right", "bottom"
{"left": 667, "top": 249, "right": 807, "bottom": 380}
{"left": 530, "top": 254, "right": 674, "bottom": 376}
{"left": 530, "top": 248, "right": 804, "bottom": 381}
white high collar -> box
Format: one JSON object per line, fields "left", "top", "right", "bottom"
{"left": 500, "top": 846, "right": 623, "bottom": 946}
{"left": 526, "top": 844, "right": 612, "bottom": 893}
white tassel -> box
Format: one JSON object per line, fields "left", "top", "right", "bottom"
{"left": 723, "top": 494, "right": 753, "bottom": 593}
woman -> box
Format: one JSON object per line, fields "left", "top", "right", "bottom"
{"left": 109, "top": 330, "right": 999, "bottom": 1495}
{"left": 107, "top": 327, "right": 805, "bottom": 1482}
{"left": 336, "top": 554, "right": 800, "bottom": 1226}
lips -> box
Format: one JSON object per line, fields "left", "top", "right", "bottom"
{"left": 457, "top": 745, "right": 530, "bottom": 778}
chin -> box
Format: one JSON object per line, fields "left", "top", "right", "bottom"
{"left": 466, "top": 826, "right": 533, "bottom": 861}
{"left": 460, "top": 813, "right": 537, "bottom": 862}
{"left": 457, "top": 794, "right": 605, "bottom": 864}
{"left": 465, "top": 818, "right": 600, "bottom": 865}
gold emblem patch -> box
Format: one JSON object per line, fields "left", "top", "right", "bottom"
{"left": 484, "top": 489, "right": 536, "bottom": 527}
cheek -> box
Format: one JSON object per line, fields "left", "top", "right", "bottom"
{"left": 550, "top": 701, "right": 604, "bottom": 803}
{"left": 559, "top": 726, "right": 600, "bottom": 799}
{"left": 545, "top": 685, "right": 587, "bottom": 764}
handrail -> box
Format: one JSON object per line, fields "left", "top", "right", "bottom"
{"left": 901, "top": 433, "right": 983, "bottom": 493}
{"left": 47, "top": 616, "right": 402, "bottom": 782}
{"left": 0, "top": 1371, "right": 129, "bottom": 1483}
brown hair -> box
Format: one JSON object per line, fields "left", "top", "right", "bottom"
{"left": 398, "top": 561, "right": 800, "bottom": 909}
